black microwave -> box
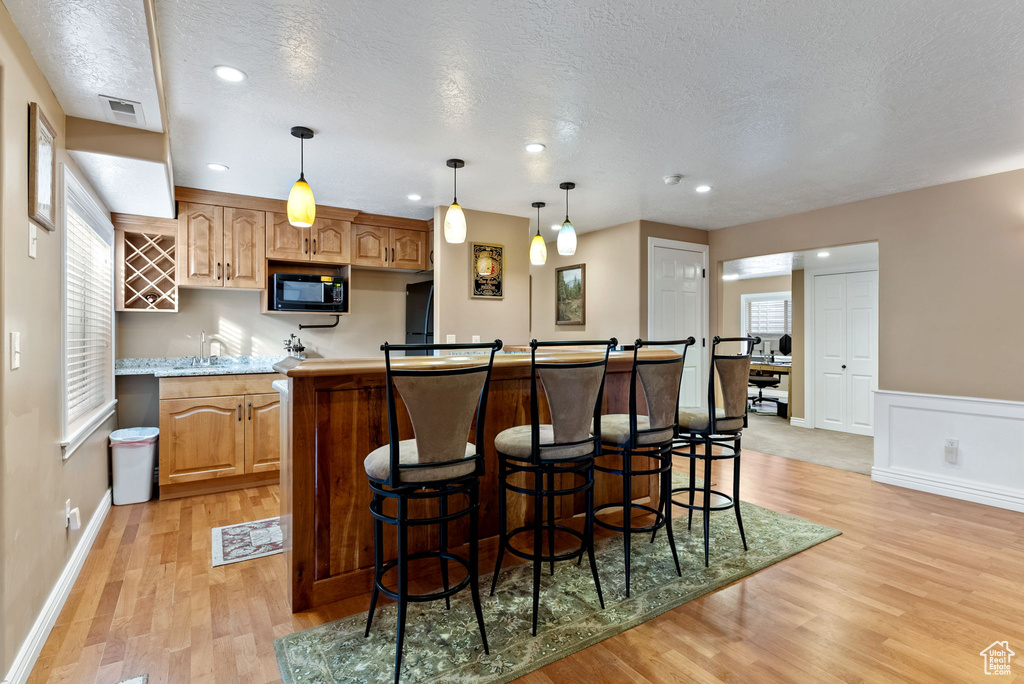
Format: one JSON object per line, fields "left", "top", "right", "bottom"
{"left": 271, "top": 273, "right": 346, "bottom": 312}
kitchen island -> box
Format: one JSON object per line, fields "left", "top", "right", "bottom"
{"left": 273, "top": 349, "right": 673, "bottom": 612}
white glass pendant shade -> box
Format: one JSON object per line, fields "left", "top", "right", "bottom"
{"left": 287, "top": 177, "right": 316, "bottom": 227}
{"left": 444, "top": 202, "right": 467, "bottom": 243}
{"left": 530, "top": 232, "right": 547, "bottom": 265}
{"left": 557, "top": 219, "right": 577, "bottom": 255}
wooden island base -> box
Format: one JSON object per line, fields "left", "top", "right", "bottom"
{"left": 274, "top": 350, "right": 671, "bottom": 612}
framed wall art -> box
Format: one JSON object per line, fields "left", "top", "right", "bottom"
{"left": 555, "top": 263, "right": 585, "bottom": 325}
{"left": 29, "top": 102, "right": 57, "bottom": 231}
{"left": 471, "top": 242, "right": 504, "bottom": 299}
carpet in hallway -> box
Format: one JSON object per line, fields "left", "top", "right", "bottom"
{"left": 741, "top": 413, "right": 873, "bottom": 474}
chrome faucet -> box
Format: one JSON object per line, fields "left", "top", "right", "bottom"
{"left": 191, "top": 331, "right": 208, "bottom": 366}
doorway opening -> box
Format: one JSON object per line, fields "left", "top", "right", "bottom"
{"left": 720, "top": 242, "right": 878, "bottom": 474}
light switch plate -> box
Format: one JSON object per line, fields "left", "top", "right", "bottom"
{"left": 944, "top": 438, "right": 959, "bottom": 464}
{"left": 10, "top": 332, "right": 21, "bottom": 370}
{"left": 446, "top": 334, "right": 456, "bottom": 344}
{"left": 471, "top": 335, "right": 481, "bottom": 343}
{"left": 28, "top": 223, "right": 37, "bottom": 259}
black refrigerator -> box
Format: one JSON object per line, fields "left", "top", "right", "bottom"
{"left": 405, "top": 281, "right": 434, "bottom": 355}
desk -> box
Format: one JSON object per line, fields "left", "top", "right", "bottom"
{"left": 750, "top": 362, "right": 792, "bottom": 418}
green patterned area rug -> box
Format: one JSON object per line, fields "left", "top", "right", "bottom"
{"left": 275, "top": 476, "right": 840, "bottom": 683}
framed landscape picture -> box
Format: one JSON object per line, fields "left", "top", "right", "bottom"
{"left": 471, "top": 242, "right": 504, "bottom": 299}
{"left": 28, "top": 103, "right": 57, "bottom": 231}
{"left": 555, "top": 264, "right": 585, "bottom": 325}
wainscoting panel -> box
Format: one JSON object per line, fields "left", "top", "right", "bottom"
{"left": 873, "top": 390, "right": 1024, "bottom": 512}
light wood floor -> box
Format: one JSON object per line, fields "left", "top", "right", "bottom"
{"left": 28, "top": 450, "right": 1024, "bottom": 684}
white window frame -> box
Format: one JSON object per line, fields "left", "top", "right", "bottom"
{"left": 741, "top": 290, "right": 792, "bottom": 358}
{"left": 61, "top": 165, "right": 117, "bottom": 460}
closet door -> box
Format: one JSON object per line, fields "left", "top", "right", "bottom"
{"left": 845, "top": 270, "right": 878, "bottom": 436}
{"left": 814, "top": 273, "right": 848, "bottom": 432}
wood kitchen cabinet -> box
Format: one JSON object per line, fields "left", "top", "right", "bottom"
{"left": 266, "top": 212, "right": 352, "bottom": 265}
{"left": 158, "top": 374, "right": 283, "bottom": 499}
{"left": 351, "top": 223, "right": 428, "bottom": 270}
{"left": 178, "top": 203, "right": 265, "bottom": 289}
{"left": 245, "top": 393, "right": 281, "bottom": 472}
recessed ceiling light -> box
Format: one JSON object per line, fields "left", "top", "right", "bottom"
{"left": 722, "top": 274, "right": 739, "bottom": 281}
{"left": 695, "top": 185, "right": 712, "bottom": 193}
{"left": 817, "top": 251, "right": 830, "bottom": 258}
{"left": 525, "top": 142, "right": 546, "bottom": 153}
{"left": 551, "top": 223, "right": 561, "bottom": 231}
{"left": 206, "top": 163, "right": 229, "bottom": 171}
{"left": 407, "top": 194, "right": 422, "bottom": 201}
{"left": 214, "top": 65, "right": 246, "bottom": 82}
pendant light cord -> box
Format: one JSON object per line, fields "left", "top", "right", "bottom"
{"left": 536, "top": 204, "right": 542, "bottom": 236}
{"left": 565, "top": 185, "right": 570, "bottom": 222}
{"left": 299, "top": 137, "right": 305, "bottom": 181}
{"left": 453, "top": 164, "right": 458, "bottom": 204}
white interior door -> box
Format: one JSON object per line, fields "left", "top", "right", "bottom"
{"left": 814, "top": 270, "right": 877, "bottom": 435}
{"left": 650, "top": 243, "right": 705, "bottom": 408}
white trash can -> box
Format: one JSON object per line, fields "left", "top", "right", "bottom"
{"left": 110, "top": 427, "right": 159, "bottom": 505}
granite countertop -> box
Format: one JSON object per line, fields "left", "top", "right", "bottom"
{"left": 115, "top": 355, "right": 289, "bottom": 378}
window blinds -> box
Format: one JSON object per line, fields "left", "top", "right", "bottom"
{"left": 745, "top": 297, "right": 792, "bottom": 336}
{"left": 65, "top": 205, "right": 113, "bottom": 428}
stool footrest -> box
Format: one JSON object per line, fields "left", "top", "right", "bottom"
{"left": 372, "top": 550, "right": 472, "bottom": 603}
{"left": 503, "top": 523, "right": 586, "bottom": 564}
{"left": 593, "top": 501, "right": 666, "bottom": 534}
{"left": 670, "top": 485, "right": 737, "bottom": 512}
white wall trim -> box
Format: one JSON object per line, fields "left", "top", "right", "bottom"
{"left": 2, "top": 489, "right": 112, "bottom": 684}
{"left": 873, "top": 390, "right": 1024, "bottom": 513}
{"left": 647, "top": 237, "right": 709, "bottom": 409}
{"left": 789, "top": 416, "right": 810, "bottom": 428}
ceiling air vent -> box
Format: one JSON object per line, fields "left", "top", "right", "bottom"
{"left": 98, "top": 94, "right": 146, "bottom": 127}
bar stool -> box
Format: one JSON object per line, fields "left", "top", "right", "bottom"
{"left": 594, "top": 337, "right": 695, "bottom": 597}
{"left": 672, "top": 336, "right": 758, "bottom": 567}
{"left": 363, "top": 340, "right": 502, "bottom": 683}
{"left": 490, "top": 339, "right": 616, "bottom": 636}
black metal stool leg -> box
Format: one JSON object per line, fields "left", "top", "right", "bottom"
{"left": 622, "top": 449, "right": 633, "bottom": 598}
{"left": 365, "top": 493, "right": 383, "bottom": 637}
{"left": 438, "top": 484, "right": 451, "bottom": 609}
{"left": 531, "top": 469, "right": 543, "bottom": 636}
{"left": 546, "top": 470, "right": 556, "bottom": 576}
{"left": 490, "top": 459, "right": 508, "bottom": 596}
{"left": 585, "top": 459, "right": 604, "bottom": 608}
{"left": 662, "top": 451, "right": 681, "bottom": 576}
{"left": 688, "top": 440, "right": 696, "bottom": 530}
{"left": 702, "top": 438, "right": 712, "bottom": 568}
{"left": 468, "top": 480, "right": 489, "bottom": 653}
{"left": 733, "top": 440, "right": 748, "bottom": 551}
{"left": 394, "top": 496, "right": 409, "bottom": 684}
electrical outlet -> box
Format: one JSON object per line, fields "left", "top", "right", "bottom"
{"left": 446, "top": 334, "right": 456, "bottom": 344}
{"left": 944, "top": 438, "right": 959, "bottom": 464}
{"left": 471, "top": 335, "right": 481, "bottom": 343}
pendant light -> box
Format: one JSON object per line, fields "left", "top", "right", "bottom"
{"left": 443, "top": 158, "right": 467, "bottom": 243}
{"left": 557, "top": 181, "right": 577, "bottom": 256}
{"left": 287, "top": 126, "right": 316, "bottom": 227}
{"left": 529, "top": 201, "right": 547, "bottom": 265}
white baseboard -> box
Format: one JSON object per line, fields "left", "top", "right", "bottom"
{"left": 789, "top": 416, "right": 810, "bottom": 428}
{"left": 871, "top": 466, "right": 1024, "bottom": 513}
{"left": 2, "top": 489, "right": 112, "bottom": 684}
{"left": 873, "top": 390, "right": 1024, "bottom": 513}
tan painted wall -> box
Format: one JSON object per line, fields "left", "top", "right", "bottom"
{"left": 433, "top": 206, "right": 531, "bottom": 346}
{"left": 530, "top": 220, "right": 641, "bottom": 342}
{"left": 707, "top": 168, "right": 1024, "bottom": 402}
{"left": 0, "top": 8, "right": 115, "bottom": 672}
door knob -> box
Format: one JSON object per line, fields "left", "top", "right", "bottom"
{"left": 842, "top": 364, "right": 847, "bottom": 369}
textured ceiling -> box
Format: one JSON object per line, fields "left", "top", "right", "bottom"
{"left": 152, "top": 0, "right": 1024, "bottom": 231}
{"left": 6, "top": 0, "right": 163, "bottom": 132}
{"left": 68, "top": 151, "right": 175, "bottom": 217}
{"left": 723, "top": 242, "right": 878, "bottom": 280}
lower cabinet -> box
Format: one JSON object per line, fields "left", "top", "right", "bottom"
{"left": 158, "top": 374, "right": 283, "bottom": 499}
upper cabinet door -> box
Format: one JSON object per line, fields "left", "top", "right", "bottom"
{"left": 224, "top": 208, "right": 266, "bottom": 289}
{"left": 310, "top": 218, "right": 352, "bottom": 264}
{"left": 351, "top": 224, "right": 389, "bottom": 267}
{"left": 390, "top": 228, "right": 428, "bottom": 271}
{"left": 178, "top": 203, "right": 224, "bottom": 287}
{"left": 266, "top": 211, "right": 310, "bottom": 261}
